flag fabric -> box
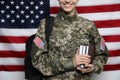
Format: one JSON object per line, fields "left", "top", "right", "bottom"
{"left": 100, "top": 37, "right": 105, "bottom": 51}
{"left": 0, "top": 0, "right": 120, "bottom": 80}
{"left": 33, "top": 37, "right": 45, "bottom": 49}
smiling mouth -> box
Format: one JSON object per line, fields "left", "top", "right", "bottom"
{"left": 63, "top": 4, "right": 73, "bottom": 8}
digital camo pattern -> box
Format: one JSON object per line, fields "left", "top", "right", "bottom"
{"left": 31, "top": 10, "right": 109, "bottom": 80}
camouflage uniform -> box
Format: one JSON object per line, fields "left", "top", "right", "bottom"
{"left": 31, "top": 10, "right": 109, "bottom": 80}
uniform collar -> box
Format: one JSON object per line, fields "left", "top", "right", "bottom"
{"left": 56, "top": 9, "right": 78, "bottom": 23}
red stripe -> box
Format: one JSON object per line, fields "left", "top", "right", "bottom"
{"left": 94, "top": 20, "right": 120, "bottom": 28}
{"left": 0, "top": 50, "right": 119, "bottom": 58}
{"left": 109, "top": 50, "right": 120, "bottom": 57}
{"left": 50, "top": 4, "right": 120, "bottom": 14}
{"left": 0, "top": 51, "right": 26, "bottom": 58}
{"left": 0, "top": 64, "right": 119, "bottom": 71}
{"left": 0, "top": 36, "right": 28, "bottom": 43}
{"left": 76, "top": 4, "right": 120, "bottom": 13}
{"left": 104, "top": 64, "right": 120, "bottom": 71}
{"left": 103, "top": 35, "right": 120, "bottom": 42}
{"left": 0, "top": 50, "right": 120, "bottom": 58}
{"left": 0, "top": 65, "right": 24, "bottom": 71}
{"left": 2, "top": 35, "right": 119, "bottom": 43}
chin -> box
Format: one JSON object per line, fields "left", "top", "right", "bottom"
{"left": 63, "top": 8, "right": 74, "bottom": 13}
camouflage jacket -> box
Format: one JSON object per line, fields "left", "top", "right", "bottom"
{"left": 31, "top": 10, "right": 109, "bottom": 80}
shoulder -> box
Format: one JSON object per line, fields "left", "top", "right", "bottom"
{"left": 38, "top": 16, "right": 55, "bottom": 29}
{"left": 77, "top": 16, "right": 93, "bottom": 24}
{"left": 35, "top": 18, "right": 46, "bottom": 36}
{"left": 38, "top": 18, "right": 46, "bottom": 29}
{"left": 77, "top": 16, "right": 95, "bottom": 29}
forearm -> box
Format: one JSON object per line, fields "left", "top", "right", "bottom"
{"left": 92, "top": 47, "right": 108, "bottom": 74}
{"left": 92, "top": 55, "right": 106, "bottom": 74}
{"left": 31, "top": 43, "right": 75, "bottom": 76}
{"left": 90, "top": 23, "right": 109, "bottom": 74}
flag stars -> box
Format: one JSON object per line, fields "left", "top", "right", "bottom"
{"left": 30, "top": 10, "right": 34, "bottom": 14}
{"left": 0, "top": 10, "right": 5, "bottom": 14}
{"left": 40, "top": 10, "right": 44, "bottom": 14}
{"left": 25, "top": 6, "right": 29, "bottom": 10}
{"left": 1, "top": 18, "right": 5, "bottom": 23}
{"left": 6, "top": 14, "right": 10, "bottom": 18}
{"left": 20, "top": 10, "right": 25, "bottom": 14}
{"left": 0, "top": 1, "right": 5, "bottom": 4}
{"left": 31, "top": 19, "right": 34, "bottom": 23}
{"left": 35, "top": 15, "right": 39, "bottom": 19}
{"left": 16, "top": 14, "right": 20, "bottom": 18}
{"left": 0, "top": 0, "right": 48, "bottom": 26}
{"left": 35, "top": 5, "right": 39, "bottom": 10}
{"left": 25, "top": 15, "right": 30, "bottom": 19}
{"left": 20, "top": 1, "right": 24, "bottom": 5}
{"left": 10, "top": 1, "right": 15, "bottom": 5}
{"left": 21, "top": 19, "right": 25, "bottom": 23}
{"left": 16, "top": 5, "right": 20, "bottom": 9}
{"left": 40, "top": 1, "right": 44, "bottom": 5}
{"left": 10, "top": 10, "right": 15, "bottom": 14}
{"left": 30, "top": 1, "right": 34, "bottom": 5}
{"left": 6, "top": 5, "right": 10, "bottom": 9}
{"left": 11, "top": 19, "right": 15, "bottom": 23}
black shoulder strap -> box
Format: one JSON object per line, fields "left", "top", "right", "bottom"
{"left": 45, "top": 16, "right": 54, "bottom": 45}
{"left": 24, "top": 16, "right": 54, "bottom": 80}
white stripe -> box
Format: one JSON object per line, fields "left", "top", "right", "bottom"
{"left": 0, "top": 28, "right": 120, "bottom": 37}
{"left": 50, "top": 0, "right": 120, "bottom": 7}
{"left": 0, "top": 28, "right": 37, "bottom": 36}
{"left": 79, "top": 11, "right": 120, "bottom": 21}
{"left": 107, "top": 56, "right": 120, "bottom": 64}
{"left": 0, "top": 43, "right": 25, "bottom": 51}
{"left": 0, "top": 70, "right": 120, "bottom": 80}
{"left": 92, "top": 70, "right": 120, "bottom": 80}
{"left": 0, "top": 72, "right": 26, "bottom": 80}
{"left": 98, "top": 27, "right": 120, "bottom": 36}
{"left": 0, "top": 58, "right": 24, "bottom": 65}
{"left": 0, "top": 42, "right": 120, "bottom": 51}
{"left": 106, "top": 42, "right": 120, "bottom": 50}
{"left": 51, "top": 11, "right": 120, "bottom": 21}
{"left": 0, "top": 56, "right": 119, "bottom": 65}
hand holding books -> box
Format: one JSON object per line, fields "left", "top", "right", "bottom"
{"left": 79, "top": 44, "right": 95, "bottom": 69}
{"left": 79, "top": 45, "right": 89, "bottom": 69}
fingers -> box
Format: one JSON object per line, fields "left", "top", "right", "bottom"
{"left": 76, "top": 64, "right": 94, "bottom": 73}
{"left": 73, "top": 53, "right": 91, "bottom": 67}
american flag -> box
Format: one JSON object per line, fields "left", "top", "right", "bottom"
{"left": 33, "top": 36, "right": 45, "bottom": 49}
{"left": 0, "top": 0, "right": 120, "bottom": 80}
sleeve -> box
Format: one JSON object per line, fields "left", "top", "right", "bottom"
{"left": 30, "top": 19, "right": 75, "bottom": 76}
{"left": 90, "top": 22, "right": 109, "bottom": 74}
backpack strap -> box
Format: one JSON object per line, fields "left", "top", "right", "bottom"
{"left": 45, "top": 16, "right": 54, "bottom": 47}
{"left": 24, "top": 16, "right": 54, "bottom": 80}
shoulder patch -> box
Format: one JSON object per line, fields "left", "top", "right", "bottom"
{"left": 33, "top": 36, "right": 45, "bottom": 48}
{"left": 100, "top": 38, "right": 105, "bottom": 51}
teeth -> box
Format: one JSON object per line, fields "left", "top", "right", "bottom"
{"left": 63, "top": 3, "right": 72, "bottom": 5}
{"left": 65, "top": 5, "right": 70, "bottom": 6}
{"left": 64, "top": 4, "right": 72, "bottom": 6}
{"left": 63, "top": 2, "right": 73, "bottom": 7}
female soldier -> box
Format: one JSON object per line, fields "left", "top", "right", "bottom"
{"left": 31, "top": 0, "right": 109, "bottom": 80}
